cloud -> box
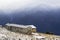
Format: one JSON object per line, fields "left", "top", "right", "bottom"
{"left": 0, "top": 0, "right": 32, "bottom": 11}
{"left": 0, "top": 0, "right": 60, "bottom": 13}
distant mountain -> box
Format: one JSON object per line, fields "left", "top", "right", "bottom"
{"left": 0, "top": 11, "right": 10, "bottom": 25}
{"left": 0, "top": 8, "right": 60, "bottom": 35}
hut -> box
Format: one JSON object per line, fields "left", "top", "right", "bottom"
{"left": 5, "top": 23, "right": 36, "bottom": 34}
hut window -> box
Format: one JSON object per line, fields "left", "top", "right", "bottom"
{"left": 20, "top": 28, "right": 23, "bottom": 30}
{"left": 19, "top": 39, "right": 21, "bottom": 40}
{"left": 10, "top": 26, "right": 12, "bottom": 30}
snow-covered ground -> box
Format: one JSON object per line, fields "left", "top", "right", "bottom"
{"left": 0, "top": 27, "right": 60, "bottom": 40}
{"left": 0, "top": 27, "right": 33, "bottom": 40}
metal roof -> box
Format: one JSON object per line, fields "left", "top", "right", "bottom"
{"left": 5, "top": 23, "right": 36, "bottom": 28}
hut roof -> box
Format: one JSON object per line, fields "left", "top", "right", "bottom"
{"left": 5, "top": 23, "right": 36, "bottom": 28}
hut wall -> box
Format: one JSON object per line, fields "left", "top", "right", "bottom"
{"left": 5, "top": 26, "right": 33, "bottom": 34}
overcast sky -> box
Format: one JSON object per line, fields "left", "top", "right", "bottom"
{"left": 0, "top": 0, "right": 60, "bottom": 13}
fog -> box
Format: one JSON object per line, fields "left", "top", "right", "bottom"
{"left": 0, "top": 0, "right": 60, "bottom": 13}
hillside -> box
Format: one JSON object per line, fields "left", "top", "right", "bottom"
{"left": 0, "top": 27, "right": 60, "bottom": 40}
